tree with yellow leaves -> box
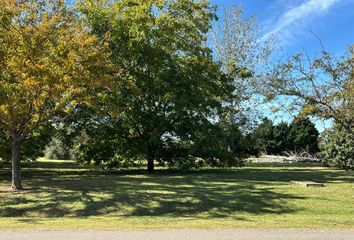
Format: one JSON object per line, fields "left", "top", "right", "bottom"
{"left": 0, "top": 0, "right": 113, "bottom": 190}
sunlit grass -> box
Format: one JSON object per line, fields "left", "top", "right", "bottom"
{"left": 0, "top": 159, "right": 353, "bottom": 229}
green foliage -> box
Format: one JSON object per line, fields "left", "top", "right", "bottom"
{"left": 287, "top": 118, "right": 319, "bottom": 154}
{"left": 71, "top": 130, "right": 118, "bottom": 167}
{"left": 50, "top": 105, "right": 118, "bottom": 166}
{"left": 320, "top": 126, "right": 354, "bottom": 170}
{"left": 44, "top": 136, "right": 71, "bottom": 160}
{"left": 55, "top": 103, "right": 243, "bottom": 169}
{"left": 251, "top": 118, "right": 275, "bottom": 154}
{"left": 162, "top": 122, "right": 244, "bottom": 169}
{"left": 51, "top": 105, "right": 141, "bottom": 168}
{"left": 249, "top": 117, "right": 319, "bottom": 155}
{"left": 78, "top": 0, "right": 237, "bottom": 170}
{"left": 272, "top": 121, "right": 290, "bottom": 154}
{"left": 67, "top": 115, "right": 244, "bottom": 170}
{"left": 0, "top": 125, "right": 52, "bottom": 163}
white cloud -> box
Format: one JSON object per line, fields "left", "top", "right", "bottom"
{"left": 263, "top": 0, "right": 340, "bottom": 42}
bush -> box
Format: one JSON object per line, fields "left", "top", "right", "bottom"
{"left": 320, "top": 126, "right": 354, "bottom": 170}
{"left": 44, "top": 136, "right": 71, "bottom": 160}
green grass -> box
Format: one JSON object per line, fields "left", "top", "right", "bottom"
{"left": 0, "top": 159, "right": 353, "bottom": 229}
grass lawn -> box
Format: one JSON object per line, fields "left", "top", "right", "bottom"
{"left": 0, "top": 159, "right": 353, "bottom": 230}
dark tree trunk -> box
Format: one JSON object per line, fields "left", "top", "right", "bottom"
{"left": 11, "top": 138, "right": 23, "bottom": 190}
{"left": 147, "top": 147, "right": 155, "bottom": 173}
{"left": 147, "top": 158, "right": 154, "bottom": 173}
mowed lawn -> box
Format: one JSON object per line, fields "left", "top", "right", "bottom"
{"left": 0, "top": 159, "right": 353, "bottom": 229}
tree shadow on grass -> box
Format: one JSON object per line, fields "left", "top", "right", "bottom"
{"left": 0, "top": 163, "right": 352, "bottom": 219}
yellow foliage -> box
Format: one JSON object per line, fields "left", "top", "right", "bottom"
{"left": 0, "top": 0, "right": 115, "bottom": 138}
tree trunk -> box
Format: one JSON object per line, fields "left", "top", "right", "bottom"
{"left": 147, "top": 148, "right": 155, "bottom": 173}
{"left": 146, "top": 145, "right": 156, "bottom": 173}
{"left": 147, "top": 159, "right": 154, "bottom": 172}
{"left": 11, "top": 138, "right": 23, "bottom": 190}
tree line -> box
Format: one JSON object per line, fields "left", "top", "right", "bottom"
{"left": 0, "top": 0, "right": 353, "bottom": 190}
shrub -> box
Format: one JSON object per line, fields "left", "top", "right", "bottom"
{"left": 44, "top": 136, "right": 71, "bottom": 160}
{"left": 320, "top": 126, "right": 354, "bottom": 170}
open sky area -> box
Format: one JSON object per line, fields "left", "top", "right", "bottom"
{"left": 211, "top": 0, "right": 354, "bottom": 131}
{"left": 212, "top": 0, "right": 354, "bottom": 56}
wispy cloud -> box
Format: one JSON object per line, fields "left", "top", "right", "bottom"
{"left": 263, "top": 0, "right": 341, "bottom": 42}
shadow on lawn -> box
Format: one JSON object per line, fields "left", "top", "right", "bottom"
{"left": 0, "top": 162, "right": 353, "bottom": 219}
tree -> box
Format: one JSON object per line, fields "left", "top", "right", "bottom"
{"left": 252, "top": 118, "right": 275, "bottom": 154}
{"left": 44, "top": 135, "right": 71, "bottom": 160}
{"left": 210, "top": 5, "right": 276, "bottom": 155}
{"left": 249, "top": 117, "right": 319, "bottom": 155}
{"left": 320, "top": 125, "right": 354, "bottom": 170}
{"left": 287, "top": 117, "right": 319, "bottom": 154}
{"left": 211, "top": 5, "right": 276, "bottom": 126}
{"left": 79, "top": 0, "right": 236, "bottom": 172}
{"left": 268, "top": 45, "right": 354, "bottom": 134}
{"left": 0, "top": 0, "right": 112, "bottom": 189}
{"left": 1, "top": 125, "right": 53, "bottom": 163}
{"left": 272, "top": 121, "right": 290, "bottom": 154}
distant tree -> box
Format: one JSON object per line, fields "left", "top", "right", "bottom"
{"left": 287, "top": 118, "right": 319, "bottom": 154}
{"left": 0, "top": 0, "right": 113, "bottom": 189}
{"left": 252, "top": 118, "right": 275, "bottom": 154}
{"left": 211, "top": 5, "right": 275, "bottom": 100}
{"left": 210, "top": 5, "right": 276, "bottom": 158}
{"left": 272, "top": 121, "right": 290, "bottom": 154}
{"left": 249, "top": 117, "right": 319, "bottom": 155}
{"left": 268, "top": 46, "right": 353, "bottom": 165}
{"left": 44, "top": 135, "right": 71, "bottom": 160}
{"left": 79, "top": 0, "right": 237, "bottom": 172}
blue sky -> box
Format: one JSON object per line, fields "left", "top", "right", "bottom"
{"left": 210, "top": 0, "right": 354, "bottom": 130}
{"left": 211, "top": 0, "right": 354, "bottom": 56}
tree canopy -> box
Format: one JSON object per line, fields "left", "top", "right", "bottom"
{"left": 251, "top": 117, "right": 319, "bottom": 155}
{"left": 0, "top": 0, "right": 113, "bottom": 189}
{"left": 78, "top": 0, "right": 237, "bottom": 171}
{"left": 268, "top": 46, "right": 354, "bottom": 134}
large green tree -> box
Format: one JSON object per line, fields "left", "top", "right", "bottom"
{"left": 0, "top": 0, "right": 112, "bottom": 189}
{"left": 79, "top": 0, "right": 236, "bottom": 172}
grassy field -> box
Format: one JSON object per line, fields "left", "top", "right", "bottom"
{"left": 0, "top": 159, "right": 353, "bottom": 229}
